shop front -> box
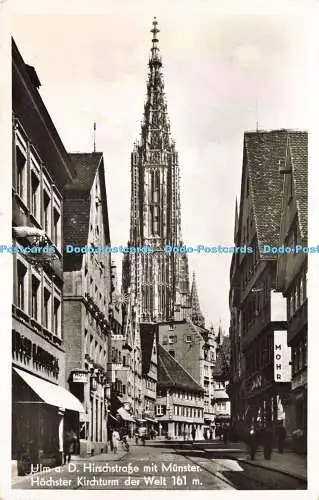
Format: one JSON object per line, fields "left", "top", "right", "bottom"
{"left": 70, "top": 368, "right": 109, "bottom": 457}
{"left": 117, "top": 406, "right": 136, "bottom": 436}
{"left": 12, "top": 367, "right": 84, "bottom": 475}
{"left": 143, "top": 411, "right": 157, "bottom": 438}
{"left": 290, "top": 378, "right": 307, "bottom": 453}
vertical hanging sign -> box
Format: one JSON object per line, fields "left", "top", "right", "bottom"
{"left": 274, "top": 330, "right": 291, "bottom": 382}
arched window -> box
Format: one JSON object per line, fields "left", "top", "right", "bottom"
{"left": 152, "top": 170, "right": 160, "bottom": 202}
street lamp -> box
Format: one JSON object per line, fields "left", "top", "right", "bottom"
{"left": 104, "top": 384, "right": 111, "bottom": 400}
{"left": 90, "top": 369, "right": 98, "bottom": 392}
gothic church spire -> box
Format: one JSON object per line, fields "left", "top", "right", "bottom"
{"left": 190, "top": 272, "right": 205, "bottom": 328}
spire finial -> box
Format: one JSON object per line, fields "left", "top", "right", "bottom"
{"left": 150, "top": 17, "right": 161, "bottom": 66}
{"left": 151, "top": 16, "right": 160, "bottom": 45}
{"left": 93, "top": 122, "right": 96, "bottom": 153}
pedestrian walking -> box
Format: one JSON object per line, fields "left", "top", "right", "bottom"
{"left": 247, "top": 424, "right": 258, "bottom": 460}
{"left": 223, "top": 425, "right": 229, "bottom": 445}
{"left": 122, "top": 433, "right": 130, "bottom": 452}
{"left": 63, "top": 429, "right": 77, "bottom": 464}
{"left": 263, "top": 424, "right": 274, "bottom": 460}
{"left": 108, "top": 428, "right": 113, "bottom": 451}
{"left": 191, "top": 427, "right": 196, "bottom": 442}
{"left": 276, "top": 422, "right": 287, "bottom": 454}
{"left": 112, "top": 429, "right": 121, "bottom": 454}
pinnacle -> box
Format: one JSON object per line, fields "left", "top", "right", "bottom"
{"left": 190, "top": 272, "right": 205, "bottom": 328}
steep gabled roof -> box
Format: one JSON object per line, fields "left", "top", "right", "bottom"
{"left": 289, "top": 132, "right": 308, "bottom": 239}
{"left": 140, "top": 323, "right": 157, "bottom": 375}
{"left": 157, "top": 344, "right": 204, "bottom": 393}
{"left": 244, "top": 130, "right": 287, "bottom": 254}
{"left": 63, "top": 152, "right": 110, "bottom": 271}
{"left": 65, "top": 152, "right": 103, "bottom": 191}
{"left": 243, "top": 130, "right": 307, "bottom": 259}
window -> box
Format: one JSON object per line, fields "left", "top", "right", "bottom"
{"left": 44, "top": 191, "right": 51, "bottom": 235}
{"left": 43, "top": 288, "right": 51, "bottom": 330}
{"left": 291, "top": 219, "right": 298, "bottom": 247}
{"left": 305, "top": 270, "right": 308, "bottom": 299}
{"left": 31, "top": 171, "right": 40, "bottom": 219}
{"left": 288, "top": 174, "right": 293, "bottom": 202}
{"left": 31, "top": 275, "right": 40, "bottom": 321}
{"left": 156, "top": 405, "right": 166, "bottom": 416}
{"left": 90, "top": 335, "right": 94, "bottom": 358}
{"left": 16, "top": 146, "right": 26, "bottom": 200}
{"left": 84, "top": 329, "right": 88, "bottom": 354}
{"left": 53, "top": 297, "right": 61, "bottom": 337}
{"left": 168, "top": 335, "right": 176, "bottom": 344}
{"left": 53, "top": 208, "right": 60, "bottom": 248}
{"left": 17, "top": 261, "right": 27, "bottom": 310}
{"left": 295, "top": 281, "right": 300, "bottom": 311}
{"left": 185, "top": 335, "right": 192, "bottom": 343}
{"left": 304, "top": 336, "right": 307, "bottom": 367}
{"left": 168, "top": 324, "right": 175, "bottom": 331}
{"left": 289, "top": 290, "right": 295, "bottom": 319}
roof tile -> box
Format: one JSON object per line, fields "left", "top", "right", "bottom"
{"left": 244, "top": 130, "right": 307, "bottom": 254}
{"left": 158, "top": 344, "right": 204, "bottom": 393}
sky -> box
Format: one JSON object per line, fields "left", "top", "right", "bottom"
{"left": 10, "top": 5, "right": 311, "bottom": 330}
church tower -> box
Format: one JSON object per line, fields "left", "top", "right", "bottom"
{"left": 123, "top": 18, "right": 192, "bottom": 323}
{"left": 190, "top": 272, "right": 205, "bottom": 328}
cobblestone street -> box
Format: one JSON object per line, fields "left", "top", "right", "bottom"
{"left": 12, "top": 441, "right": 306, "bottom": 490}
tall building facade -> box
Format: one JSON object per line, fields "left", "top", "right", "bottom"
{"left": 156, "top": 345, "right": 205, "bottom": 439}
{"left": 63, "top": 152, "right": 112, "bottom": 457}
{"left": 157, "top": 320, "right": 215, "bottom": 437}
{"left": 12, "top": 40, "right": 84, "bottom": 474}
{"left": 276, "top": 131, "right": 307, "bottom": 452}
{"left": 229, "top": 130, "right": 295, "bottom": 432}
{"left": 122, "top": 18, "right": 193, "bottom": 324}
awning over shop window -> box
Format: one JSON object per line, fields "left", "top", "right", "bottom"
{"left": 13, "top": 367, "right": 85, "bottom": 413}
{"left": 109, "top": 414, "right": 119, "bottom": 422}
{"left": 145, "top": 417, "right": 157, "bottom": 423}
{"left": 213, "top": 390, "right": 229, "bottom": 400}
{"left": 117, "top": 406, "right": 135, "bottom": 422}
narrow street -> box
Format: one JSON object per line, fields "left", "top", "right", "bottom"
{"left": 12, "top": 441, "right": 307, "bottom": 490}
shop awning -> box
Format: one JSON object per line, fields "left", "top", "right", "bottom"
{"left": 109, "top": 414, "right": 119, "bottom": 422}
{"left": 117, "top": 407, "right": 135, "bottom": 422}
{"left": 145, "top": 417, "right": 157, "bottom": 423}
{"left": 213, "top": 390, "right": 229, "bottom": 400}
{"left": 13, "top": 367, "right": 85, "bottom": 413}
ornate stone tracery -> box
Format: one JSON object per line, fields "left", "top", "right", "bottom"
{"left": 123, "top": 18, "right": 204, "bottom": 327}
